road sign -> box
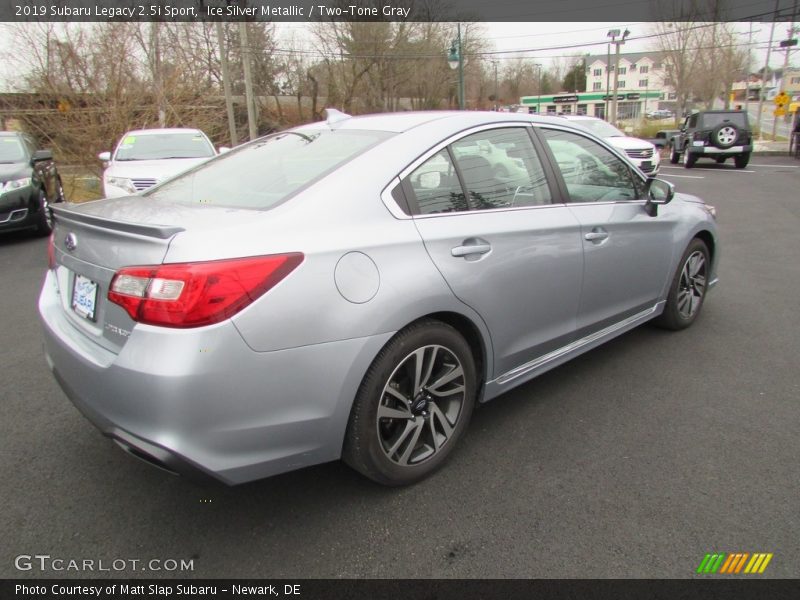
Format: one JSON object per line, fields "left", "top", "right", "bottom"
{"left": 774, "top": 92, "right": 790, "bottom": 107}
{"left": 774, "top": 107, "right": 787, "bottom": 117}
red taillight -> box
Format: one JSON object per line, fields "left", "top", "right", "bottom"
{"left": 47, "top": 232, "right": 55, "bottom": 269}
{"left": 108, "top": 253, "right": 303, "bottom": 328}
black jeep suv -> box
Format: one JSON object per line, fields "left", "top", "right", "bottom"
{"left": 0, "top": 131, "right": 65, "bottom": 236}
{"left": 668, "top": 110, "right": 753, "bottom": 169}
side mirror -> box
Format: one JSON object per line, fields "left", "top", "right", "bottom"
{"left": 217, "top": 146, "right": 230, "bottom": 154}
{"left": 644, "top": 177, "right": 674, "bottom": 217}
{"left": 32, "top": 149, "right": 53, "bottom": 162}
{"left": 97, "top": 151, "right": 111, "bottom": 162}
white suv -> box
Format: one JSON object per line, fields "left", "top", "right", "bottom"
{"left": 99, "top": 128, "right": 218, "bottom": 198}
{"left": 559, "top": 115, "right": 660, "bottom": 175}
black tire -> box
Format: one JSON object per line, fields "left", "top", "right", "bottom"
{"left": 34, "top": 189, "right": 53, "bottom": 236}
{"left": 715, "top": 157, "right": 726, "bottom": 164}
{"left": 734, "top": 152, "right": 750, "bottom": 169}
{"left": 55, "top": 177, "right": 66, "bottom": 203}
{"left": 669, "top": 144, "right": 680, "bottom": 164}
{"left": 683, "top": 146, "right": 697, "bottom": 169}
{"left": 343, "top": 319, "right": 477, "bottom": 486}
{"left": 654, "top": 238, "right": 710, "bottom": 331}
{"left": 711, "top": 123, "right": 740, "bottom": 149}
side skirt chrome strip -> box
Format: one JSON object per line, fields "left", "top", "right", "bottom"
{"left": 493, "top": 304, "right": 660, "bottom": 386}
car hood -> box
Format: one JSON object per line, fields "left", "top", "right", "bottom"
{"left": 0, "top": 161, "right": 30, "bottom": 182}
{"left": 104, "top": 157, "right": 212, "bottom": 181}
{"left": 604, "top": 136, "right": 656, "bottom": 151}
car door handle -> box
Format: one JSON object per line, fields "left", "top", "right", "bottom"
{"left": 451, "top": 241, "right": 492, "bottom": 258}
{"left": 584, "top": 228, "right": 609, "bottom": 243}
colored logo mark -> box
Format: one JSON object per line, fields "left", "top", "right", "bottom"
{"left": 696, "top": 552, "right": 773, "bottom": 574}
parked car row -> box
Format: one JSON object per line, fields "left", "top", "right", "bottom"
{"left": 0, "top": 131, "right": 65, "bottom": 236}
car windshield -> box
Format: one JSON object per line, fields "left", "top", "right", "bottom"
{"left": 702, "top": 113, "right": 747, "bottom": 128}
{"left": 144, "top": 128, "right": 393, "bottom": 210}
{"left": 570, "top": 119, "right": 625, "bottom": 138}
{"left": 114, "top": 132, "right": 215, "bottom": 161}
{"left": 0, "top": 138, "right": 25, "bottom": 162}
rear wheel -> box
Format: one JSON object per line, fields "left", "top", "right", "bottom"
{"left": 654, "top": 238, "right": 710, "bottom": 331}
{"left": 343, "top": 320, "right": 477, "bottom": 486}
{"left": 734, "top": 152, "right": 750, "bottom": 169}
{"left": 683, "top": 147, "right": 697, "bottom": 169}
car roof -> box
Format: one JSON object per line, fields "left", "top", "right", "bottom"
{"left": 293, "top": 110, "right": 582, "bottom": 134}
{"left": 0, "top": 131, "right": 23, "bottom": 137}
{"left": 122, "top": 128, "right": 206, "bottom": 136}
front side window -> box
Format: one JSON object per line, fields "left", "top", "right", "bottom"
{"left": 540, "top": 128, "right": 639, "bottom": 203}
{"left": 147, "top": 129, "right": 392, "bottom": 210}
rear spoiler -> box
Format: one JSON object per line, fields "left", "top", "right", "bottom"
{"left": 51, "top": 205, "right": 184, "bottom": 239}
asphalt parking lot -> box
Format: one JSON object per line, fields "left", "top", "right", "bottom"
{"left": 2, "top": 156, "right": 799, "bottom": 579}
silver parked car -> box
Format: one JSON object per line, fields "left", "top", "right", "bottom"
{"left": 39, "top": 110, "right": 718, "bottom": 486}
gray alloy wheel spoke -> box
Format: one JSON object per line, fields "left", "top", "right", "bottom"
{"left": 396, "top": 419, "right": 425, "bottom": 465}
{"left": 377, "top": 343, "right": 466, "bottom": 467}
{"left": 384, "top": 385, "right": 410, "bottom": 405}
{"left": 412, "top": 347, "right": 437, "bottom": 395}
{"left": 377, "top": 403, "right": 412, "bottom": 420}
{"left": 693, "top": 275, "right": 706, "bottom": 292}
{"left": 429, "top": 402, "right": 455, "bottom": 438}
{"left": 427, "top": 364, "right": 464, "bottom": 395}
{"left": 677, "top": 290, "right": 692, "bottom": 316}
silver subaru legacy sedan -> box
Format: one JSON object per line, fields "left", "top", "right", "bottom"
{"left": 39, "top": 110, "right": 718, "bottom": 486}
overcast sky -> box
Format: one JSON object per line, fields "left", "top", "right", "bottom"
{"left": 0, "top": 21, "right": 796, "bottom": 92}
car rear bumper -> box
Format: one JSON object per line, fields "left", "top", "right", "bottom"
{"left": 39, "top": 270, "right": 394, "bottom": 484}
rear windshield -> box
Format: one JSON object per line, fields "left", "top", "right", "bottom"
{"left": 115, "top": 132, "right": 215, "bottom": 161}
{"left": 144, "top": 129, "right": 392, "bottom": 210}
{"left": 0, "top": 138, "right": 26, "bottom": 162}
{"left": 701, "top": 113, "right": 747, "bottom": 128}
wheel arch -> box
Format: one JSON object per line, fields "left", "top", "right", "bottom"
{"left": 693, "top": 229, "right": 715, "bottom": 264}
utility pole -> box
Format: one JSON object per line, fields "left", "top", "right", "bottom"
{"left": 758, "top": 0, "right": 780, "bottom": 140}
{"left": 774, "top": 22, "right": 799, "bottom": 140}
{"left": 492, "top": 60, "right": 499, "bottom": 110}
{"left": 216, "top": 22, "right": 238, "bottom": 147}
{"left": 611, "top": 29, "right": 630, "bottom": 124}
{"left": 604, "top": 39, "right": 612, "bottom": 121}
{"left": 239, "top": 22, "right": 258, "bottom": 140}
{"left": 745, "top": 22, "right": 753, "bottom": 116}
{"left": 150, "top": 22, "right": 165, "bottom": 127}
{"left": 535, "top": 63, "right": 543, "bottom": 115}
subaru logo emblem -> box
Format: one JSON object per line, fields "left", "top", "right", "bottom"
{"left": 64, "top": 233, "right": 77, "bottom": 252}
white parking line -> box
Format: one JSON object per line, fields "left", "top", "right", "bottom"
{"left": 661, "top": 174, "right": 705, "bottom": 179}
{"left": 660, "top": 166, "right": 755, "bottom": 173}
{"left": 748, "top": 164, "right": 799, "bottom": 168}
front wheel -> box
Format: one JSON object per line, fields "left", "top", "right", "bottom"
{"left": 654, "top": 239, "right": 710, "bottom": 331}
{"left": 669, "top": 144, "right": 680, "bottom": 164}
{"left": 343, "top": 320, "right": 477, "bottom": 486}
{"left": 34, "top": 190, "right": 53, "bottom": 236}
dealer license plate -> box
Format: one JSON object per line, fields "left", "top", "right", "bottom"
{"left": 72, "top": 274, "right": 98, "bottom": 321}
{"left": 641, "top": 161, "right": 652, "bottom": 170}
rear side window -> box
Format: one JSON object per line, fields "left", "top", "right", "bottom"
{"left": 406, "top": 150, "right": 468, "bottom": 214}
{"left": 146, "top": 129, "right": 392, "bottom": 210}
{"left": 701, "top": 113, "right": 747, "bottom": 128}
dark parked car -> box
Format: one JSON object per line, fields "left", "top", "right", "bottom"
{"left": 668, "top": 110, "right": 753, "bottom": 168}
{"left": 0, "top": 131, "right": 65, "bottom": 235}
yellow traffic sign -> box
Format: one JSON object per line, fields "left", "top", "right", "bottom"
{"left": 774, "top": 107, "right": 786, "bottom": 117}
{"left": 774, "top": 92, "right": 790, "bottom": 106}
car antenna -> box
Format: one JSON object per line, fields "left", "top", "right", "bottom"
{"left": 325, "top": 108, "right": 351, "bottom": 129}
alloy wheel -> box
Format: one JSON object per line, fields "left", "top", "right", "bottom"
{"left": 376, "top": 344, "right": 465, "bottom": 467}
{"left": 677, "top": 251, "right": 706, "bottom": 319}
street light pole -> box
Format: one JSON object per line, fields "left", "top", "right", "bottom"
{"left": 535, "top": 63, "right": 543, "bottom": 115}
{"left": 447, "top": 23, "right": 465, "bottom": 110}
{"left": 605, "top": 36, "right": 614, "bottom": 121}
